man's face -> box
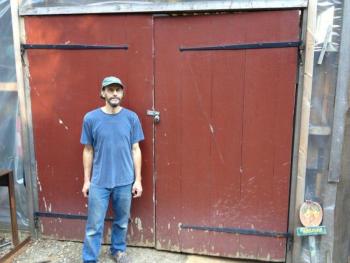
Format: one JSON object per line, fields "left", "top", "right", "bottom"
{"left": 101, "top": 84, "right": 124, "bottom": 108}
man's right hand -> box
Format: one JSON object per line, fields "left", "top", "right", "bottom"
{"left": 82, "top": 181, "right": 90, "bottom": 198}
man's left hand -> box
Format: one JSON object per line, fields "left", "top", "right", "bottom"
{"left": 132, "top": 180, "right": 143, "bottom": 198}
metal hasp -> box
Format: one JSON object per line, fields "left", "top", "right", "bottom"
{"left": 179, "top": 41, "right": 302, "bottom": 52}
{"left": 147, "top": 109, "right": 160, "bottom": 123}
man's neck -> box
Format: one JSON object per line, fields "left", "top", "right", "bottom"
{"left": 102, "top": 105, "right": 123, "bottom": 114}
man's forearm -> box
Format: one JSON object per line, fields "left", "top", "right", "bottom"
{"left": 83, "top": 147, "right": 93, "bottom": 183}
{"left": 132, "top": 146, "right": 142, "bottom": 182}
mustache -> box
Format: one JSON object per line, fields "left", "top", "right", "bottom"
{"left": 109, "top": 97, "right": 121, "bottom": 100}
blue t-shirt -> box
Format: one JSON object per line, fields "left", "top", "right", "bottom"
{"left": 80, "top": 108, "right": 144, "bottom": 188}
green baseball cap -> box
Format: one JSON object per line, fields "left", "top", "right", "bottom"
{"left": 101, "top": 76, "right": 124, "bottom": 89}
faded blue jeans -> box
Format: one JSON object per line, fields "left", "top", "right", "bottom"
{"left": 82, "top": 183, "right": 132, "bottom": 263}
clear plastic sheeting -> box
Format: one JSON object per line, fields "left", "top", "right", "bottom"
{"left": 0, "top": 0, "right": 16, "bottom": 82}
{"left": 19, "top": 0, "right": 308, "bottom": 15}
{"left": 314, "top": 0, "right": 343, "bottom": 52}
{"left": 0, "top": 91, "right": 29, "bottom": 228}
{"left": 302, "top": 0, "right": 344, "bottom": 262}
{"left": 0, "top": 0, "right": 28, "bottom": 229}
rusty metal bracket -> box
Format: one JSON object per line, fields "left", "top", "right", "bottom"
{"left": 34, "top": 211, "right": 126, "bottom": 222}
{"left": 181, "top": 224, "right": 292, "bottom": 238}
{"left": 179, "top": 41, "right": 302, "bottom": 52}
{"left": 21, "top": 44, "right": 128, "bottom": 50}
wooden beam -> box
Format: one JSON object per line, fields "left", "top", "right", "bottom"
{"left": 292, "top": 0, "right": 318, "bottom": 261}
{"left": 286, "top": 7, "right": 308, "bottom": 263}
{"left": 328, "top": 0, "right": 350, "bottom": 182}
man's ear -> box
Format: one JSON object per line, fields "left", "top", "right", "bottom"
{"left": 100, "top": 90, "right": 105, "bottom": 99}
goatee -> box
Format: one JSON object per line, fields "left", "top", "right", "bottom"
{"left": 107, "top": 99, "right": 119, "bottom": 108}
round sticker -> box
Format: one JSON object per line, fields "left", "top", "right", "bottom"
{"left": 299, "top": 201, "right": 323, "bottom": 227}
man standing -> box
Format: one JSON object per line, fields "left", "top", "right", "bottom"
{"left": 81, "top": 76, "right": 144, "bottom": 263}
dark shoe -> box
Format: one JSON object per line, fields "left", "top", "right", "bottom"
{"left": 111, "top": 251, "right": 131, "bottom": 263}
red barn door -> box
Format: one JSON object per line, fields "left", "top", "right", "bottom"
{"left": 154, "top": 11, "right": 300, "bottom": 261}
{"left": 25, "top": 10, "right": 300, "bottom": 261}
{"left": 25, "top": 15, "right": 155, "bottom": 246}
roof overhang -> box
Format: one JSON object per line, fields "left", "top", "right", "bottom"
{"left": 19, "top": 0, "right": 308, "bottom": 16}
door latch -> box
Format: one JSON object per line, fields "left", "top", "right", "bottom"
{"left": 146, "top": 110, "right": 160, "bottom": 124}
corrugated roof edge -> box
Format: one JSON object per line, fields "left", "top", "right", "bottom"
{"left": 19, "top": 1, "right": 308, "bottom": 16}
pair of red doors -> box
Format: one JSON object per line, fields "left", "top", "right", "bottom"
{"left": 26, "top": 10, "right": 299, "bottom": 261}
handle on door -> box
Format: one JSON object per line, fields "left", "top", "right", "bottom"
{"left": 146, "top": 110, "right": 160, "bottom": 124}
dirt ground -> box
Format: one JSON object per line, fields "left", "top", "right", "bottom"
{"left": 1, "top": 236, "right": 260, "bottom": 263}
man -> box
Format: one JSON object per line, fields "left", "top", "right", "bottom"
{"left": 81, "top": 76, "right": 144, "bottom": 263}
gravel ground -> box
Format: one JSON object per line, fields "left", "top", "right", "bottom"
{"left": 0, "top": 235, "right": 13, "bottom": 258}
{"left": 3, "top": 238, "right": 259, "bottom": 263}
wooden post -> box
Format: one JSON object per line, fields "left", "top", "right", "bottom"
{"left": 286, "top": 7, "right": 308, "bottom": 263}
{"left": 8, "top": 171, "right": 20, "bottom": 246}
{"left": 292, "top": 0, "right": 318, "bottom": 261}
